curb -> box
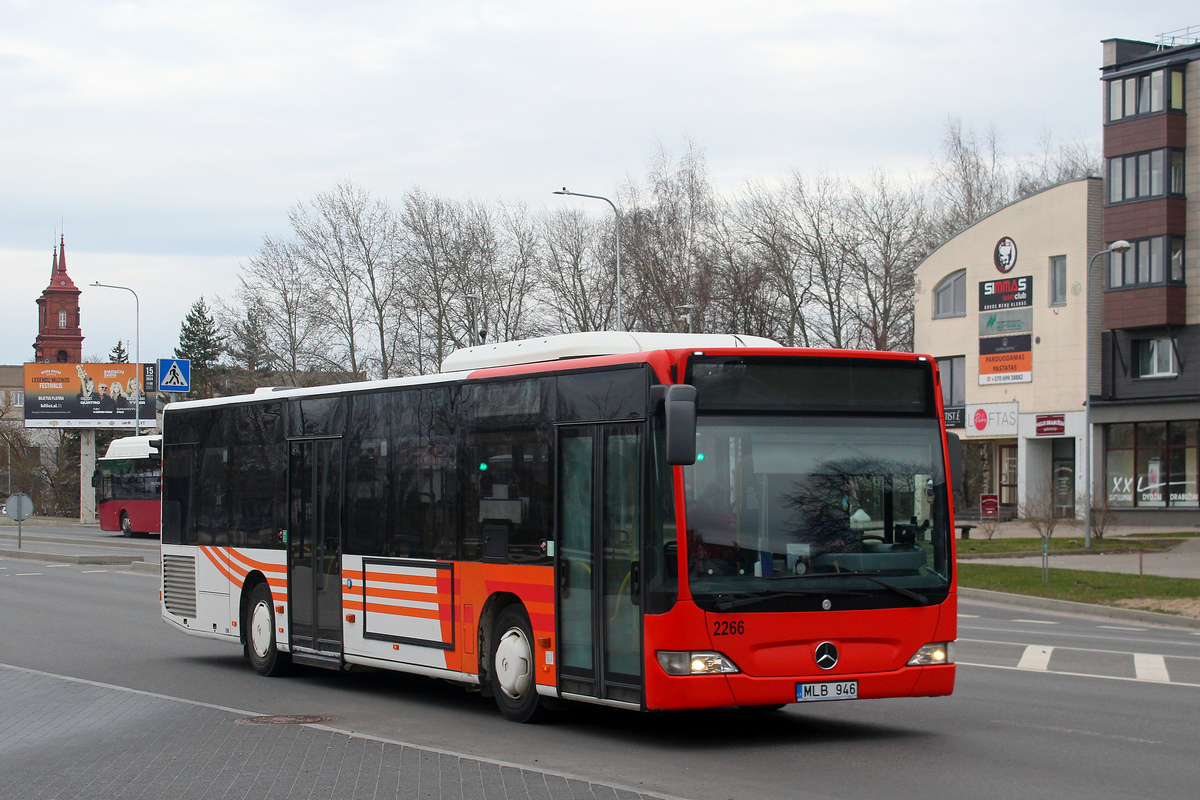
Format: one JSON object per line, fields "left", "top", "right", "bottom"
{"left": 959, "top": 587, "right": 1200, "bottom": 630}
{"left": 0, "top": 548, "right": 145, "bottom": 566}
{"left": 130, "top": 561, "right": 160, "bottom": 575}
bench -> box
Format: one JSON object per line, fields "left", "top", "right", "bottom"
{"left": 957, "top": 524, "right": 975, "bottom": 540}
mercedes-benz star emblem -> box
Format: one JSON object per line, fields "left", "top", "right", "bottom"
{"left": 815, "top": 642, "right": 839, "bottom": 670}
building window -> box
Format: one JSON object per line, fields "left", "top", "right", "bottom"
{"left": 1107, "top": 68, "right": 1185, "bottom": 122}
{"left": 58, "top": 310, "right": 67, "bottom": 328}
{"left": 1107, "top": 148, "right": 1185, "bottom": 204}
{"left": 1133, "top": 337, "right": 1177, "bottom": 379}
{"left": 1109, "top": 236, "right": 1184, "bottom": 288}
{"left": 1105, "top": 421, "right": 1198, "bottom": 508}
{"left": 933, "top": 270, "right": 966, "bottom": 318}
{"left": 1050, "top": 256, "right": 1067, "bottom": 305}
{"left": 10, "top": 390, "right": 23, "bottom": 408}
{"left": 936, "top": 356, "right": 965, "bottom": 407}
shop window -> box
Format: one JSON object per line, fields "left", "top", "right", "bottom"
{"left": 933, "top": 270, "right": 966, "bottom": 318}
{"left": 1105, "top": 421, "right": 1198, "bottom": 508}
{"left": 1109, "top": 236, "right": 1184, "bottom": 288}
{"left": 1133, "top": 338, "right": 1177, "bottom": 379}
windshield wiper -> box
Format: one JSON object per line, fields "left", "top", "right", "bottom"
{"left": 768, "top": 572, "right": 931, "bottom": 605}
{"left": 713, "top": 587, "right": 868, "bottom": 612}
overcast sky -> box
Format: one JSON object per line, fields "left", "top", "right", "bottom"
{"left": 1, "top": 1, "right": 1192, "bottom": 367}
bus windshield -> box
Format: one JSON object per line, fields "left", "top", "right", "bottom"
{"left": 684, "top": 416, "right": 952, "bottom": 612}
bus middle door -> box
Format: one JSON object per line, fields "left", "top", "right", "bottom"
{"left": 288, "top": 437, "right": 343, "bottom": 664}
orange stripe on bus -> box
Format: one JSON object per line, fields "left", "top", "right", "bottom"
{"left": 223, "top": 548, "right": 287, "bottom": 575}
{"left": 363, "top": 602, "right": 443, "bottom": 621}
{"left": 359, "top": 586, "right": 448, "bottom": 604}
{"left": 363, "top": 570, "right": 439, "bottom": 587}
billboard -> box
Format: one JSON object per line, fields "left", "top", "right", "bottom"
{"left": 24, "top": 363, "right": 155, "bottom": 428}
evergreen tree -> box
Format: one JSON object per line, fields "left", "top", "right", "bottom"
{"left": 175, "top": 298, "right": 226, "bottom": 398}
{"left": 109, "top": 340, "right": 129, "bottom": 363}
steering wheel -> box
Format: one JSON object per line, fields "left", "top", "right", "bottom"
{"left": 860, "top": 534, "right": 886, "bottom": 542}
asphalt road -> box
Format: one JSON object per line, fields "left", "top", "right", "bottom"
{"left": 2, "top": 551, "right": 1198, "bottom": 800}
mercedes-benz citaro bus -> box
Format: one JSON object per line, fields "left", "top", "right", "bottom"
{"left": 97, "top": 434, "right": 162, "bottom": 537}
{"left": 160, "top": 332, "right": 960, "bottom": 722}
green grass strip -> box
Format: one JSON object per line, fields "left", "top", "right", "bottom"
{"left": 956, "top": 537, "right": 1179, "bottom": 555}
{"left": 957, "top": 562, "right": 1200, "bottom": 606}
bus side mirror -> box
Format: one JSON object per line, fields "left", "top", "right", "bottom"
{"left": 946, "top": 432, "right": 962, "bottom": 491}
{"left": 663, "top": 384, "right": 697, "bottom": 466}
{"left": 91, "top": 469, "right": 100, "bottom": 488}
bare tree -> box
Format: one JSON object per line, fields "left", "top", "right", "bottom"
{"left": 1014, "top": 126, "right": 1102, "bottom": 197}
{"left": 736, "top": 180, "right": 815, "bottom": 346}
{"left": 537, "top": 206, "right": 617, "bottom": 333}
{"left": 929, "top": 116, "right": 1012, "bottom": 239}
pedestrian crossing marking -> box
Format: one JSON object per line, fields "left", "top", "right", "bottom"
{"left": 1134, "top": 653, "right": 1170, "bottom": 682}
{"left": 1018, "top": 645, "right": 1054, "bottom": 670}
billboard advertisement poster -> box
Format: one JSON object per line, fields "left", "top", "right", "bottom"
{"left": 964, "top": 402, "right": 1019, "bottom": 437}
{"left": 24, "top": 363, "right": 154, "bottom": 428}
{"left": 979, "top": 335, "right": 1032, "bottom": 384}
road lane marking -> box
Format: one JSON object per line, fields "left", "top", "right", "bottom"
{"left": 1017, "top": 645, "right": 1054, "bottom": 670}
{"left": 958, "top": 614, "right": 980, "bottom": 618}
{"left": 46, "top": 564, "right": 70, "bottom": 568}
{"left": 1013, "top": 619, "right": 1058, "bottom": 625}
{"left": 1097, "top": 626, "right": 1145, "bottom": 631}
{"left": 82, "top": 569, "right": 109, "bottom": 574}
{"left": 1134, "top": 653, "right": 1171, "bottom": 682}
{"left": 14, "top": 573, "right": 43, "bottom": 577}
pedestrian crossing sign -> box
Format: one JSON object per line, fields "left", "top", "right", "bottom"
{"left": 158, "top": 358, "right": 191, "bottom": 392}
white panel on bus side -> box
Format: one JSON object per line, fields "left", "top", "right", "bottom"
{"left": 341, "top": 555, "right": 450, "bottom": 670}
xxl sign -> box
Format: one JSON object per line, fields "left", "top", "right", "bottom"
{"left": 979, "top": 276, "right": 1032, "bottom": 311}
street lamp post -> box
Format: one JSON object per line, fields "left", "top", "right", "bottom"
{"left": 90, "top": 282, "right": 142, "bottom": 432}
{"left": 1083, "top": 240, "right": 1131, "bottom": 549}
{"left": 553, "top": 188, "right": 623, "bottom": 331}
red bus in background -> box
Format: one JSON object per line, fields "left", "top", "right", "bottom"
{"left": 97, "top": 434, "right": 161, "bottom": 537}
{"left": 160, "top": 333, "right": 960, "bottom": 721}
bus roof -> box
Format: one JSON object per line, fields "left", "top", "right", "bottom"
{"left": 440, "top": 331, "right": 782, "bottom": 372}
{"left": 100, "top": 434, "right": 162, "bottom": 461}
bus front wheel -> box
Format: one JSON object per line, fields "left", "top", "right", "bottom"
{"left": 120, "top": 512, "right": 133, "bottom": 537}
{"left": 489, "top": 605, "right": 543, "bottom": 723}
{"left": 247, "top": 583, "right": 289, "bottom": 677}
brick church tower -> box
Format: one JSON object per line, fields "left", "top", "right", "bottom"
{"left": 33, "top": 235, "right": 84, "bottom": 363}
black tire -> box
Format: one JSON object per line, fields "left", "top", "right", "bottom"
{"left": 120, "top": 512, "right": 133, "bottom": 538}
{"left": 246, "top": 582, "right": 289, "bottom": 676}
{"left": 489, "top": 605, "right": 543, "bottom": 723}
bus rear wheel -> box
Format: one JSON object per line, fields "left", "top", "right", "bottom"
{"left": 489, "top": 605, "right": 543, "bottom": 723}
{"left": 247, "top": 583, "right": 289, "bottom": 676}
{"left": 120, "top": 512, "right": 133, "bottom": 537}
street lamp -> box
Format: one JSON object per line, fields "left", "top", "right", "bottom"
{"left": 1083, "top": 240, "right": 1131, "bottom": 549}
{"left": 553, "top": 188, "right": 623, "bottom": 331}
{"left": 90, "top": 281, "right": 143, "bottom": 433}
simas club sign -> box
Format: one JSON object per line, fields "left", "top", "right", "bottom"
{"left": 979, "top": 276, "right": 1032, "bottom": 311}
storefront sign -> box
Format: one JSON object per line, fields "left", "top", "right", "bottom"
{"left": 979, "top": 308, "right": 1033, "bottom": 336}
{"left": 979, "top": 276, "right": 1032, "bottom": 311}
{"left": 964, "top": 402, "right": 1019, "bottom": 437}
{"left": 979, "top": 335, "right": 1032, "bottom": 384}
{"left": 1036, "top": 414, "right": 1066, "bottom": 436}
{"left": 980, "top": 494, "right": 999, "bottom": 518}
{"left": 943, "top": 406, "right": 965, "bottom": 429}
{"left": 23, "top": 363, "right": 154, "bottom": 428}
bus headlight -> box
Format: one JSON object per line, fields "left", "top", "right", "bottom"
{"left": 907, "top": 642, "right": 954, "bottom": 666}
{"left": 657, "top": 651, "right": 740, "bottom": 675}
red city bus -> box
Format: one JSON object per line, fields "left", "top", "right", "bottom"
{"left": 97, "top": 434, "right": 162, "bottom": 537}
{"left": 160, "top": 332, "right": 959, "bottom": 721}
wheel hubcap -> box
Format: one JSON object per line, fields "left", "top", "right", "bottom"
{"left": 495, "top": 627, "right": 532, "bottom": 699}
{"left": 251, "top": 601, "right": 273, "bottom": 658}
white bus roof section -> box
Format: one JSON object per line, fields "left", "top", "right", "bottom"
{"left": 440, "top": 331, "right": 783, "bottom": 373}
{"left": 100, "top": 434, "right": 162, "bottom": 461}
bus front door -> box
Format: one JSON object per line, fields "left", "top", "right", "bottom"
{"left": 288, "top": 439, "right": 343, "bottom": 660}
{"left": 557, "top": 423, "right": 643, "bottom": 706}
